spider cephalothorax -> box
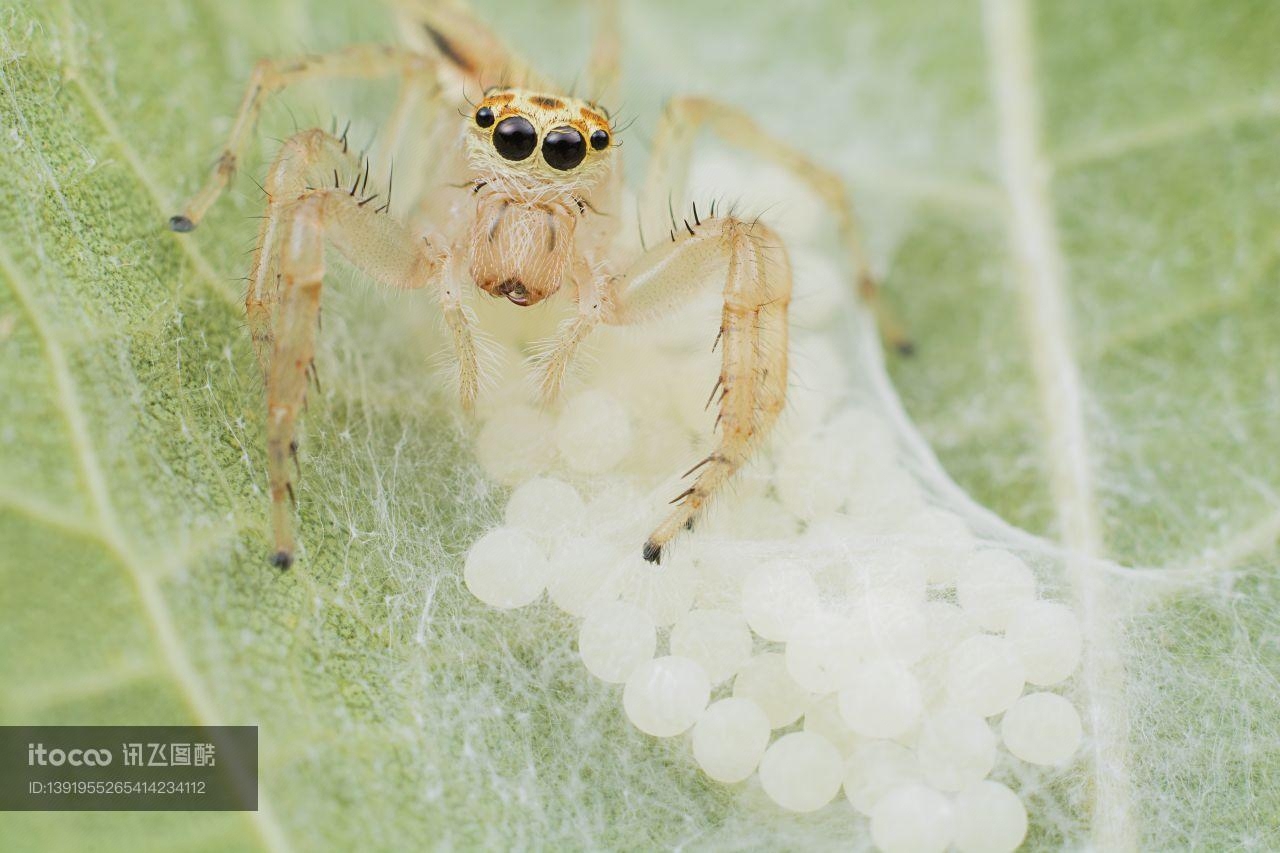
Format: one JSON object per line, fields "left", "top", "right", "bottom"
{"left": 465, "top": 89, "right": 613, "bottom": 306}
{"left": 169, "top": 0, "right": 904, "bottom": 570}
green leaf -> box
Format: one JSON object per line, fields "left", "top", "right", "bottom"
{"left": 1, "top": 0, "right": 1277, "bottom": 850}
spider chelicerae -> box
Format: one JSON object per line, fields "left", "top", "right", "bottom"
{"left": 170, "top": 0, "right": 909, "bottom": 569}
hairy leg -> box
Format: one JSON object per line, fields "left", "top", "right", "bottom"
{"left": 247, "top": 130, "right": 447, "bottom": 567}
{"left": 170, "top": 44, "right": 434, "bottom": 231}
{"left": 584, "top": 0, "right": 622, "bottom": 105}
{"left": 638, "top": 96, "right": 911, "bottom": 353}
{"left": 391, "top": 0, "right": 548, "bottom": 90}
{"left": 608, "top": 216, "right": 790, "bottom": 562}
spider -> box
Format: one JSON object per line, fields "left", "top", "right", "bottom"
{"left": 170, "top": 0, "right": 909, "bottom": 570}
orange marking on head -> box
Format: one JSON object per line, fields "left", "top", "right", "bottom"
{"left": 579, "top": 107, "right": 607, "bottom": 126}
{"left": 530, "top": 95, "right": 564, "bottom": 109}
{"left": 484, "top": 93, "right": 516, "bottom": 106}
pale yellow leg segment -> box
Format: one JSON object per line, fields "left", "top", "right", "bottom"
{"left": 609, "top": 218, "right": 791, "bottom": 562}
{"left": 585, "top": 0, "right": 622, "bottom": 105}
{"left": 638, "top": 96, "right": 911, "bottom": 353}
{"left": 391, "top": 0, "right": 548, "bottom": 89}
{"left": 249, "top": 130, "right": 445, "bottom": 567}
{"left": 170, "top": 44, "right": 432, "bottom": 231}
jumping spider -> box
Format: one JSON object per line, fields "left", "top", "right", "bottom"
{"left": 170, "top": 0, "right": 909, "bottom": 569}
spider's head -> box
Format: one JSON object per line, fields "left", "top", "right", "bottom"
{"left": 465, "top": 88, "right": 615, "bottom": 191}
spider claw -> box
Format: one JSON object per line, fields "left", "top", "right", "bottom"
{"left": 642, "top": 540, "right": 662, "bottom": 564}
{"left": 270, "top": 550, "right": 294, "bottom": 570}
{"left": 168, "top": 214, "right": 195, "bottom": 232}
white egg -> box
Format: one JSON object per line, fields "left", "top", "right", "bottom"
{"left": 955, "top": 550, "right": 1037, "bottom": 631}
{"left": 1004, "top": 600, "right": 1083, "bottom": 686}
{"left": 577, "top": 600, "right": 656, "bottom": 683}
{"left": 837, "top": 660, "right": 923, "bottom": 739}
{"left": 843, "top": 740, "right": 924, "bottom": 816}
{"left": 732, "top": 652, "right": 814, "bottom": 728}
{"left": 945, "top": 634, "right": 1026, "bottom": 717}
{"left": 870, "top": 783, "right": 955, "bottom": 853}
{"left": 916, "top": 708, "right": 997, "bottom": 792}
{"left": 622, "top": 655, "right": 711, "bottom": 737}
{"left": 691, "top": 697, "right": 772, "bottom": 783}
{"left": 740, "top": 562, "right": 820, "bottom": 641}
{"left": 1000, "top": 692, "right": 1083, "bottom": 766}
{"left": 556, "top": 389, "right": 633, "bottom": 474}
{"left": 952, "top": 781, "right": 1029, "bottom": 853}
{"left": 670, "top": 609, "right": 754, "bottom": 684}
{"left": 463, "top": 527, "right": 552, "bottom": 609}
{"left": 758, "top": 732, "right": 844, "bottom": 813}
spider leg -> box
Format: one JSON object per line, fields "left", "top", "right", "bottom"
{"left": 638, "top": 96, "right": 912, "bottom": 354}
{"left": 584, "top": 0, "right": 622, "bottom": 105}
{"left": 391, "top": 0, "right": 550, "bottom": 90}
{"left": 607, "top": 216, "right": 790, "bottom": 562}
{"left": 170, "top": 44, "right": 435, "bottom": 231}
{"left": 249, "top": 129, "right": 447, "bottom": 568}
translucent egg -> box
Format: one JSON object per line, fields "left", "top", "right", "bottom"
{"left": 546, "top": 536, "right": 623, "bottom": 616}
{"left": 916, "top": 708, "right": 997, "bottom": 792}
{"left": 582, "top": 481, "right": 647, "bottom": 541}
{"left": 504, "top": 476, "right": 585, "bottom": 543}
{"left": 1000, "top": 692, "right": 1082, "bottom": 766}
{"left": 804, "top": 695, "right": 864, "bottom": 756}
{"left": 857, "top": 592, "right": 930, "bottom": 664}
{"left": 464, "top": 527, "right": 552, "bottom": 609}
{"left": 578, "top": 601, "right": 656, "bottom": 683}
{"left": 670, "top": 609, "right": 753, "bottom": 684}
{"left": 845, "top": 460, "right": 925, "bottom": 532}
{"left": 953, "top": 781, "right": 1028, "bottom": 853}
{"left": 556, "top": 389, "right": 633, "bottom": 474}
{"left": 622, "top": 655, "right": 710, "bottom": 737}
{"left": 615, "top": 553, "right": 698, "bottom": 626}
{"left": 475, "top": 404, "right": 557, "bottom": 486}
{"left": 691, "top": 697, "right": 772, "bottom": 783}
{"left": 869, "top": 783, "right": 955, "bottom": 853}
{"left": 896, "top": 509, "right": 975, "bottom": 585}
{"left": 785, "top": 610, "right": 862, "bottom": 693}
{"left": 837, "top": 660, "right": 923, "bottom": 739}
{"left": 843, "top": 740, "right": 925, "bottom": 815}
{"left": 776, "top": 429, "right": 859, "bottom": 521}
{"left": 945, "top": 635, "right": 1026, "bottom": 717}
{"left": 688, "top": 542, "right": 749, "bottom": 610}
{"left": 848, "top": 546, "right": 928, "bottom": 605}
{"left": 740, "top": 563, "right": 820, "bottom": 641}
{"left": 758, "top": 732, "right": 844, "bottom": 813}
{"left": 732, "top": 652, "right": 814, "bottom": 728}
{"left": 955, "top": 550, "right": 1037, "bottom": 631}
{"left": 1004, "top": 600, "right": 1082, "bottom": 686}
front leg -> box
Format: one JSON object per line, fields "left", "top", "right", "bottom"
{"left": 638, "top": 96, "right": 911, "bottom": 354}
{"left": 608, "top": 217, "right": 790, "bottom": 562}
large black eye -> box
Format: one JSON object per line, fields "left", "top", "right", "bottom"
{"left": 493, "top": 116, "right": 536, "bottom": 161}
{"left": 474, "top": 106, "right": 494, "bottom": 128}
{"left": 590, "top": 129, "right": 609, "bottom": 150}
{"left": 542, "top": 126, "right": 586, "bottom": 171}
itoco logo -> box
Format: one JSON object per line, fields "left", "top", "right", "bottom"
{"left": 27, "top": 743, "right": 113, "bottom": 766}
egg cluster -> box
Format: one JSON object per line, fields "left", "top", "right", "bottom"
{"left": 462, "top": 250, "right": 1083, "bottom": 852}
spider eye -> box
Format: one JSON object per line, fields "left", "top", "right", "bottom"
{"left": 493, "top": 116, "right": 536, "bottom": 161}
{"left": 542, "top": 126, "right": 586, "bottom": 171}
{"left": 475, "top": 106, "right": 495, "bottom": 128}
{"left": 590, "top": 129, "right": 609, "bottom": 151}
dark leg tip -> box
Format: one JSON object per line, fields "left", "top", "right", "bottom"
{"left": 270, "top": 550, "right": 293, "bottom": 570}
{"left": 895, "top": 339, "right": 916, "bottom": 357}
{"left": 168, "top": 215, "right": 196, "bottom": 233}
{"left": 641, "top": 541, "right": 662, "bottom": 564}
